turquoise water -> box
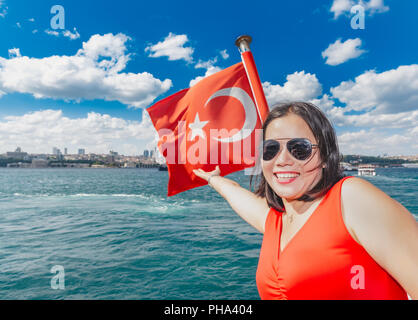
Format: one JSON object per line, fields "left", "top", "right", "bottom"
{"left": 0, "top": 167, "right": 416, "bottom": 299}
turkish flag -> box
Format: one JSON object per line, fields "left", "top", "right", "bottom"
{"left": 146, "top": 62, "right": 262, "bottom": 196}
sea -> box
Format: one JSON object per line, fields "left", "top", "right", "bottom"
{"left": 0, "top": 167, "right": 416, "bottom": 300}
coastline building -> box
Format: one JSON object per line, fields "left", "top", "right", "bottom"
{"left": 6, "top": 147, "right": 28, "bottom": 160}
{"left": 31, "top": 159, "right": 48, "bottom": 168}
{"left": 123, "top": 162, "right": 137, "bottom": 168}
{"left": 52, "top": 147, "right": 63, "bottom": 160}
{"left": 78, "top": 148, "right": 85, "bottom": 155}
{"left": 143, "top": 150, "right": 149, "bottom": 158}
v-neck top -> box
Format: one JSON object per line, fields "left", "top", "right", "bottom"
{"left": 256, "top": 176, "right": 408, "bottom": 300}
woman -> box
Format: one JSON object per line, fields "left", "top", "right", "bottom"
{"left": 193, "top": 101, "right": 418, "bottom": 300}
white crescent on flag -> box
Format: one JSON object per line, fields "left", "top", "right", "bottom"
{"left": 204, "top": 87, "right": 258, "bottom": 143}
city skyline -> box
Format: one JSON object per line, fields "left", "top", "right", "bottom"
{"left": 2, "top": 146, "right": 417, "bottom": 160}
{"left": 1, "top": 145, "right": 163, "bottom": 158}
{"left": 0, "top": 1, "right": 417, "bottom": 156}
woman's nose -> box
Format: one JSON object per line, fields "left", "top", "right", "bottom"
{"left": 274, "top": 145, "right": 294, "bottom": 166}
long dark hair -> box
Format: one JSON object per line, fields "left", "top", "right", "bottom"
{"left": 250, "top": 101, "right": 345, "bottom": 212}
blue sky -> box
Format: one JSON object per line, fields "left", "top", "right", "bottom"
{"left": 0, "top": 0, "right": 417, "bottom": 156}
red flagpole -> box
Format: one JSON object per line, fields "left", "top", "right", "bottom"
{"left": 235, "top": 35, "right": 269, "bottom": 124}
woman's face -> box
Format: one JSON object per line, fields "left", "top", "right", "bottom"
{"left": 262, "top": 113, "right": 324, "bottom": 201}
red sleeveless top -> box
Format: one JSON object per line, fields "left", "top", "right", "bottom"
{"left": 256, "top": 176, "right": 408, "bottom": 300}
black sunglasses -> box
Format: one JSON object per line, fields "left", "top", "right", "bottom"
{"left": 263, "top": 138, "right": 318, "bottom": 161}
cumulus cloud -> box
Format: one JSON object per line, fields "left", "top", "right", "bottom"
{"left": 322, "top": 38, "right": 365, "bottom": 66}
{"left": 330, "top": 0, "right": 389, "bottom": 19}
{"left": 263, "top": 71, "right": 322, "bottom": 106}
{"left": 145, "top": 33, "right": 194, "bottom": 62}
{"left": 8, "top": 48, "right": 21, "bottom": 58}
{"left": 189, "top": 57, "right": 221, "bottom": 87}
{"left": 0, "top": 33, "right": 172, "bottom": 108}
{"left": 337, "top": 127, "right": 417, "bottom": 156}
{"left": 0, "top": 109, "right": 156, "bottom": 155}
{"left": 330, "top": 64, "right": 418, "bottom": 114}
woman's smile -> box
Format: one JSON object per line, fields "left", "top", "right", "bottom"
{"left": 273, "top": 171, "right": 300, "bottom": 184}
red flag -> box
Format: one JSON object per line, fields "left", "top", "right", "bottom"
{"left": 147, "top": 62, "right": 262, "bottom": 196}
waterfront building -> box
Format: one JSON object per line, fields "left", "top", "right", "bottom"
{"left": 123, "top": 162, "right": 137, "bottom": 168}
{"left": 31, "top": 159, "right": 48, "bottom": 168}
{"left": 52, "top": 147, "right": 60, "bottom": 155}
{"left": 6, "top": 147, "right": 28, "bottom": 160}
{"left": 78, "top": 148, "right": 85, "bottom": 155}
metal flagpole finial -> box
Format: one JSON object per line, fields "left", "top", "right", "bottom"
{"left": 235, "top": 35, "right": 252, "bottom": 53}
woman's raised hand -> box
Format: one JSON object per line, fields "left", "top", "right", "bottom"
{"left": 193, "top": 165, "right": 268, "bottom": 233}
{"left": 192, "top": 165, "right": 220, "bottom": 183}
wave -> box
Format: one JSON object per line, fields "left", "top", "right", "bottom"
{"left": 5, "top": 193, "right": 201, "bottom": 206}
{"left": 364, "top": 175, "right": 417, "bottom": 183}
{"left": 70, "top": 193, "right": 148, "bottom": 198}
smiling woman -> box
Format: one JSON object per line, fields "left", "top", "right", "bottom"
{"left": 193, "top": 101, "right": 418, "bottom": 300}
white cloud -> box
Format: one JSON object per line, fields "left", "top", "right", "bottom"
{"left": 28, "top": 18, "right": 35, "bottom": 22}
{"left": 189, "top": 57, "right": 221, "bottom": 87}
{"left": 145, "top": 33, "right": 194, "bottom": 62}
{"left": 63, "top": 28, "right": 80, "bottom": 40}
{"left": 331, "top": 64, "right": 418, "bottom": 114}
{"left": 330, "top": 0, "right": 389, "bottom": 19}
{"left": 322, "top": 38, "right": 365, "bottom": 66}
{"left": 338, "top": 128, "right": 418, "bottom": 156}
{"left": 330, "top": 0, "right": 352, "bottom": 18}
{"left": 0, "top": 33, "right": 172, "bottom": 108}
{"left": 45, "top": 28, "right": 81, "bottom": 40}
{"left": 310, "top": 94, "right": 418, "bottom": 130}
{"left": 45, "top": 29, "right": 59, "bottom": 37}
{"left": 0, "top": 0, "right": 7, "bottom": 18}
{"left": 16, "top": 22, "right": 21, "bottom": 28}
{"left": 8, "top": 48, "right": 21, "bottom": 58}
{"left": 0, "top": 109, "right": 156, "bottom": 155}
{"left": 263, "top": 71, "right": 322, "bottom": 106}
{"left": 220, "top": 49, "right": 229, "bottom": 60}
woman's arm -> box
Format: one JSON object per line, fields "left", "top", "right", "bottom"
{"left": 193, "top": 166, "right": 270, "bottom": 233}
{"left": 341, "top": 177, "right": 418, "bottom": 299}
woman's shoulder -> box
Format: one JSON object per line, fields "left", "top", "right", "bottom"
{"left": 340, "top": 176, "right": 393, "bottom": 204}
{"left": 340, "top": 176, "right": 396, "bottom": 215}
{"left": 340, "top": 176, "right": 410, "bottom": 245}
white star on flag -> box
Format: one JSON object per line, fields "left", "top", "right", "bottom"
{"left": 188, "top": 113, "right": 209, "bottom": 140}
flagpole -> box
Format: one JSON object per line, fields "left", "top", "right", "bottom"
{"left": 235, "top": 35, "right": 269, "bottom": 124}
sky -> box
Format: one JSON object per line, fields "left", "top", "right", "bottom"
{"left": 0, "top": 0, "right": 417, "bottom": 156}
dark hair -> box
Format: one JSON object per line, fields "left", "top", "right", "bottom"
{"left": 250, "top": 101, "right": 344, "bottom": 212}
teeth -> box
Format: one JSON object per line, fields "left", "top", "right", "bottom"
{"left": 275, "top": 173, "right": 299, "bottom": 178}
